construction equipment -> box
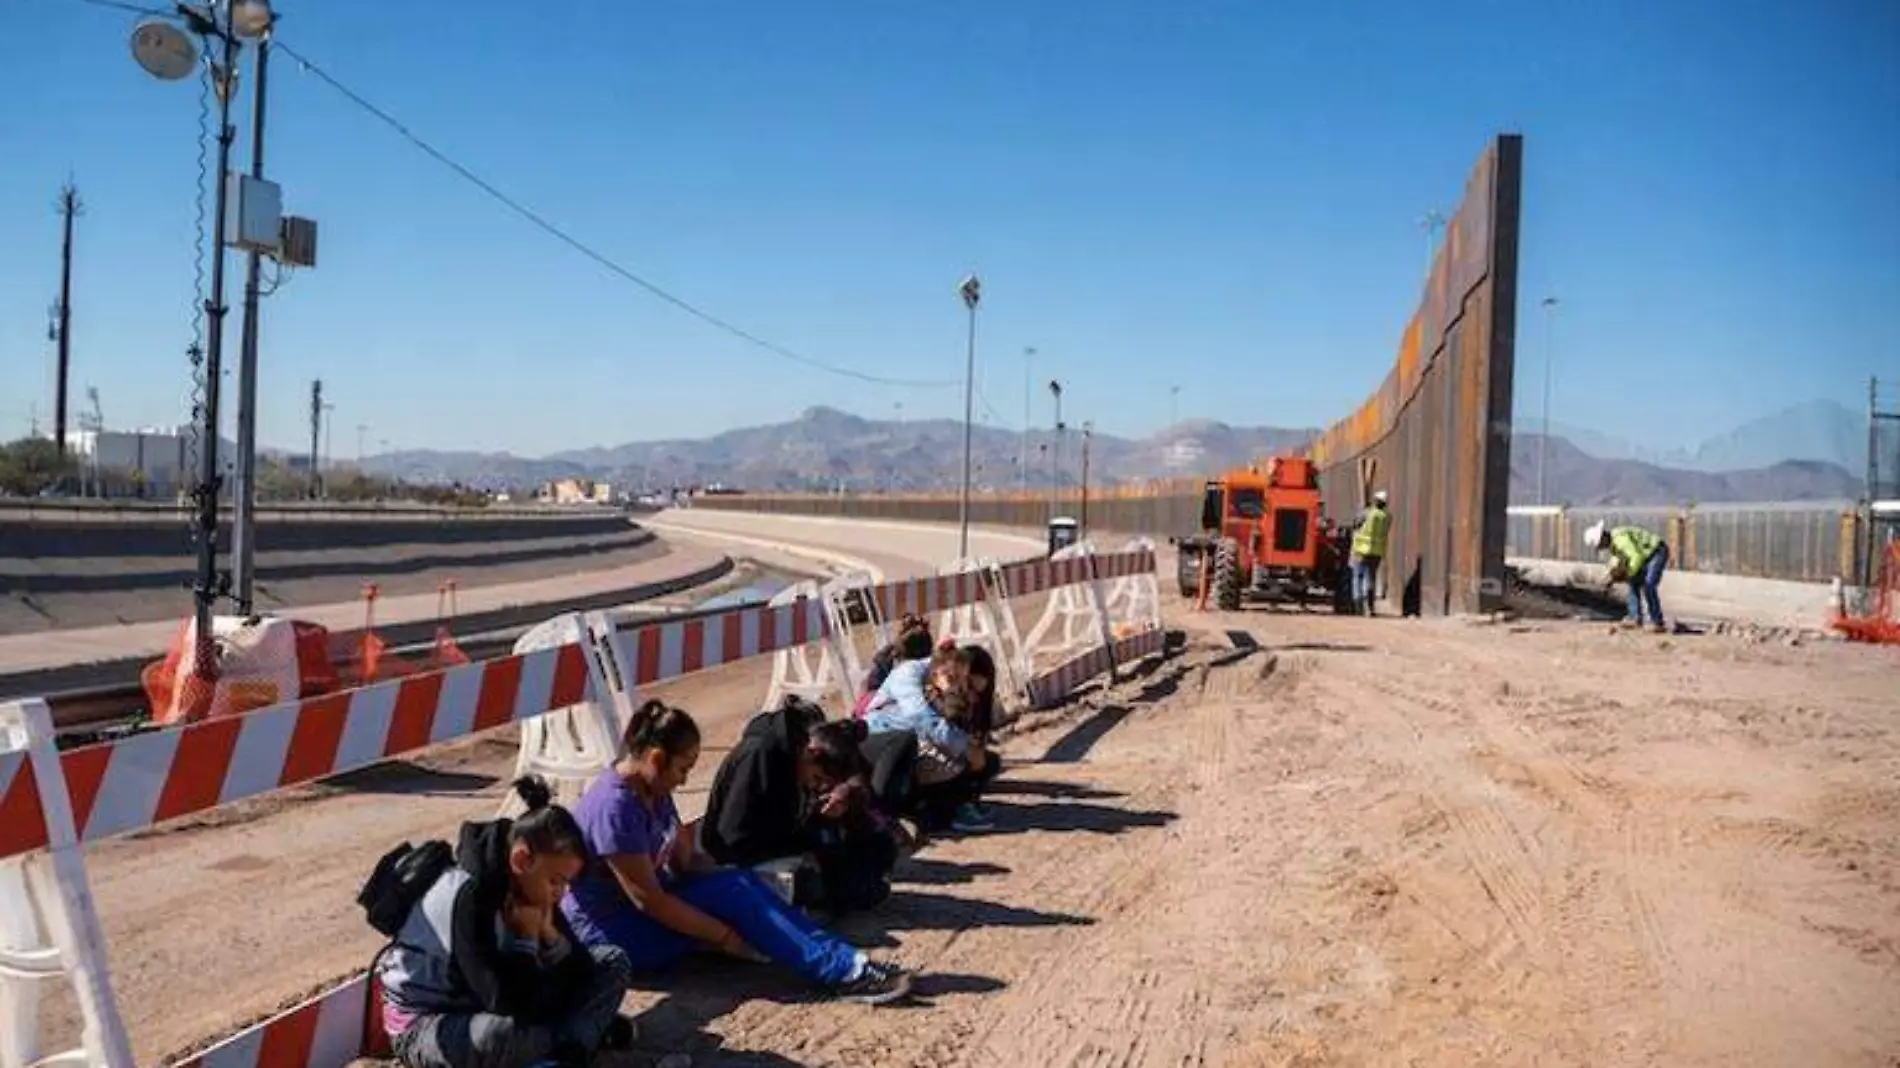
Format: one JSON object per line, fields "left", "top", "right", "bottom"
{"left": 1172, "top": 456, "right": 1353, "bottom": 612}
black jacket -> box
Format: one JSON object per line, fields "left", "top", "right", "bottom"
{"left": 447, "top": 818, "right": 593, "bottom": 1023}
{"left": 700, "top": 704, "right": 816, "bottom": 867}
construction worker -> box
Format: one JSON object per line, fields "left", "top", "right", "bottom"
{"left": 1586, "top": 521, "right": 1670, "bottom": 633}
{"left": 1350, "top": 490, "right": 1391, "bottom": 616}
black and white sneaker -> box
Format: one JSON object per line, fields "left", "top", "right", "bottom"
{"left": 832, "top": 960, "right": 913, "bottom": 1005}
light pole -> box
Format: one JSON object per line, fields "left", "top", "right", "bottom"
{"left": 231, "top": 0, "right": 276, "bottom": 614}
{"left": 1539, "top": 295, "right": 1559, "bottom": 506}
{"left": 1080, "top": 420, "right": 1093, "bottom": 535}
{"left": 1169, "top": 385, "right": 1179, "bottom": 429}
{"left": 1421, "top": 209, "right": 1446, "bottom": 281}
{"left": 1020, "top": 346, "right": 1035, "bottom": 498}
{"left": 1048, "top": 379, "right": 1064, "bottom": 521}
{"left": 957, "top": 275, "right": 981, "bottom": 557}
{"left": 130, "top": 0, "right": 274, "bottom": 670}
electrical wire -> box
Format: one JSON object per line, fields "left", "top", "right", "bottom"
{"left": 266, "top": 39, "right": 954, "bottom": 390}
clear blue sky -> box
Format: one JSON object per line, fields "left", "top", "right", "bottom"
{"left": 2, "top": 0, "right": 1895, "bottom": 458}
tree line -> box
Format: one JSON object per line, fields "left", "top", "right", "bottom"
{"left": 0, "top": 437, "right": 490, "bottom": 508}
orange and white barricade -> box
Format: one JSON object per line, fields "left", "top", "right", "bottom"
{"left": 934, "top": 556, "right": 1028, "bottom": 707}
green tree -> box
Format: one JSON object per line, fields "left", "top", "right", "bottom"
{"left": 0, "top": 438, "right": 78, "bottom": 496}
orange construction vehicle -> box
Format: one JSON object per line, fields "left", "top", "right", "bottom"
{"left": 1172, "top": 456, "right": 1354, "bottom": 612}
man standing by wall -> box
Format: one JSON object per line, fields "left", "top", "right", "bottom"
{"left": 1350, "top": 490, "right": 1391, "bottom": 616}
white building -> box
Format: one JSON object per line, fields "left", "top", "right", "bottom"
{"left": 63, "top": 426, "right": 238, "bottom": 495}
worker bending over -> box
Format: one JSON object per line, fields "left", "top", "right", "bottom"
{"left": 1350, "top": 490, "right": 1391, "bottom": 616}
{"left": 1586, "top": 521, "right": 1670, "bottom": 633}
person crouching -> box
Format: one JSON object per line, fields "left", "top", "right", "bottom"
{"left": 375, "top": 776, "right": 634, "bottom": 1068}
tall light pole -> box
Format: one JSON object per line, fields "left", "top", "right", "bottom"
{"left": 231, "top": 1, "right": 276, "bottom": 614}
{"left": 1421, "top": 209, "right": 1447, "bottom": 281}
{"left": 957, "top": 275, "right": 981, "bottom": 557}
{"left": 1169, "top": 384, "right": 1179, "bottom": 430}
{"left": 1080, "top": 420, "right": 1093, "bottom": 535}
{"left": 1048, "top": 379, "right": 1064, "bottom": 521}
{"left": 1020, "top": 346, "right": 1035, "bottom": 498}
{"left": 1539, "top": 295, "right": 1559, "bottom": 505}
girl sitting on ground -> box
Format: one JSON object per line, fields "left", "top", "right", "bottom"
{"left": 701, "top": 696, "right": 900, "bottom": 914}
{"left": 853, "top": 614, "right": 936, "bottom": 718}
{"left": 560, "top": 699, "right": 912, "bottom": 1005}
{"left": 376, "top": 776, "right": 635, "bottom": 1068}
{"left": 862, "top": 645, "right": 998, "bottom": 833}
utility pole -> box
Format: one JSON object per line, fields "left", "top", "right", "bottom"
{"left": 1080, "top": 421, "right": 1093, "bottom": 536}
{"left": 321, "top": 401, "right": 334, "bottom": 490}
{"left": 956, "top": 275, "right": 981, "bottom": 558}
{"left": 1020, "top": 346, "right": 1035, "bottom": 498}
{"left": 232, "top": 23, "right": 274, "bottom": 614}
{"left": 1421, "top": 209, "right": 1446, "bottom": 281}
{"left": 1048, "top": 379, "right": 1064, "bottom": 521}
{"left": 308, "top": 379, "right": 322, "bottom": 498}
{"left": 1538, "top": 296, "right": 1559, "bottom": 506}
{"left": 1169, "top": 385, "right": 1179, "bottom": 429}
{"left": 356, "top": 422, "right": 367, "bottom": 463}
{"left": 53, "top": 180, "right": 83, "bottom": 457}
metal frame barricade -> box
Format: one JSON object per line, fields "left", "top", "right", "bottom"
{"left": 0, "top": 546, "right": 1158, "bottom": 1067}
{"left": 933, "top": 557, "right": 1028, "bottom": 708}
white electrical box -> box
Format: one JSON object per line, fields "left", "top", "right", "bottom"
{"left": 224, "top": 173, "right": 283, "bottom": 254}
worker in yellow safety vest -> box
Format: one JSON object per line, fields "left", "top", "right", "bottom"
{"left": 1349, "top": 490, "right": 1392, "bottom": 616}
{"left": 1585, "top": 521, "right": 1671, "bottom": 633}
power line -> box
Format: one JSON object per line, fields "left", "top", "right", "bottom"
{"left": 266, "top": 39, "right": 952, "bottom": 389}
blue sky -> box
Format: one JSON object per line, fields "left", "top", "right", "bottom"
{"left": 1, "top": 0, "right": 1896, "bottom": 458}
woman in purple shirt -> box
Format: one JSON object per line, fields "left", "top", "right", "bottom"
{"left": 560, "top": 699, "right": 911, "bottom": 1005}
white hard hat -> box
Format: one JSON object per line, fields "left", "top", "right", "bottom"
{"left": 1373, "top": 489, "right": 1388, "bottom": 503}
{"left": 1583, "top": 521, "right": 1606, "bottom": 548}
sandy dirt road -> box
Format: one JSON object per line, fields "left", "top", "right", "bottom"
{"left": 33, "top": 517, "right": 1900, "bottom": 1067}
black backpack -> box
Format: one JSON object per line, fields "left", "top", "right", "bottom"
{"left": 358, "top": 839, "right": 455, "bottom": 937}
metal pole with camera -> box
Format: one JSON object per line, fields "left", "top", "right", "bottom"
{"left": 957, "top": 274, "right": 981, "bottom": 558}
{"left": 231, "top": 4, "right": 277, "bottom": 614}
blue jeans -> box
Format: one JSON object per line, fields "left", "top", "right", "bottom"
{"left": 1627, "top": 543, "right": 1670, "bottom": 624}
{"left": 1351, "top": 554, "right": 1382, "bottom": 613}
{"left": 574, "top": 868, "right": 859, "bottom": 986}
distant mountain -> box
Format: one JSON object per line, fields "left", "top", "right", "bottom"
{"left": 1510, "top": 433, "right": 1862, "bottom": 506}
{"left": 362, "top": 406, "right": 1322, "bottom": 494}
{"left": 1544, "top": 400, "right": 1866, "bottom": 474}
{"left": 357, "top": 403, "right": 1865, "bottom": 506}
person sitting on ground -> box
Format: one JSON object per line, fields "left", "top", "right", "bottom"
{"left": 862, "top": 645, "right": 997, "bottom": 834}
{"left": 853, "top": 614, "right": 935, "bottom": 718}
{"left": 700, "top": 696, "right": 899, "bottom": 914}
{"left": 374, "top": 776, "right": 635, "bottom": 1068}
{"left": 559, "top": 699, "right": 912, "bottom": 1005}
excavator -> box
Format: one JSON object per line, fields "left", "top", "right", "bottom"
{"left": 1172, "top": 456, "right": 1355, "bottom": 613}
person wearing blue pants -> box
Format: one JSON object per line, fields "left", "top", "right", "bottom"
{"left": 559, "top": 699, "right": 911, "bottom": 1005}
{"left": 1587, "top": 521, "right": 1671, "bottom": 633}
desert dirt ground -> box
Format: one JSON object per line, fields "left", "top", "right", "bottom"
{"left": 31, "top": 516, "right": 1900, "bottom": 1067}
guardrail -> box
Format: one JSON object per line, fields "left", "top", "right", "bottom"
{"left": 0, "top": 540, "right": 1163, "bottom": 1067}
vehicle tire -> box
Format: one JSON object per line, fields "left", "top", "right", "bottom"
{"left": 1214, "top": 538, "right": 1243, "bottom": 612}
{"left": 1176, "top": 548, "right": 1200, "bottom": 598}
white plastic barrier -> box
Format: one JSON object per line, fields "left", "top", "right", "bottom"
{"left": 934, "top": 556, "right": 1028, "bottom": 703}
{"left": 506, "top": 612, "right": 625, "bottom": 812}
{"left": 1103, "top": 536, "right": 1164, "bottom": 638}
{"left": 763, "top": 580, "right": 851, "bottom": 710}
{"left": 0, "top": 546, "right": 1158, "bottom": 1067}
{"left": 1020, "top": 542, "right": 1111, "bottom": 674}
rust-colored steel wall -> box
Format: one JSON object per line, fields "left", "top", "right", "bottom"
{"left": 1308, "top": 135, "right": 1522, "bottom": 615}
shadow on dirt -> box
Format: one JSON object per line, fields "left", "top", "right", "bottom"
{"left": 972, "top": 797, "right": 1178, "bottom": 836}
{"left": 984, "top": 778, "right": 1126, "bottom": 801}
{"left": 1040, "top": 705, "right": 1136, "bottom": 763}
{"left": 894, "top": 857, "right": 1013, "bottom": 885}
{"left": 326, "top": 760, "right": 500, "bottom": 796}
{"left": 1275, "top": 641, "right": 1373, "bottom": 653}
{"left": 858, "top": 889, "right": 1096, "bottom": 933}
{"left": 625, "top": 958, "right": 1009, "bottom": 1065}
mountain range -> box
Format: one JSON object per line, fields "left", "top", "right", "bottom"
{"left": 358, "top": 400, "right": 1871, "bottom": 507}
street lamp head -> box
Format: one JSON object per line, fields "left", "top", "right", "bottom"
{"left": 958, "top": 274, "right": 981, "bottom": 310}
{"left": 1541, "top": 296, "right": 1559, "bottom": 309}
{"left": 1048, "top": 379, "right": 1062, "bottom": 397}
{"left": 130, "top": 19, "right": 200, "bottom": 81}
{"left": 230, "top": 0, "right": 275, "bottom": 38}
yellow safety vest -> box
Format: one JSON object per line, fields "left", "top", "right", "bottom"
{"left": 1352, "top": 506, "right": 1391, "bottom": 558}
{"left": 1610, "top": 526, "right": 1662, "bottom": 573}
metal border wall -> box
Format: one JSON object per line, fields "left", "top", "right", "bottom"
{"left": 1308, "top": 134, "right": 1522, "bottom": 616}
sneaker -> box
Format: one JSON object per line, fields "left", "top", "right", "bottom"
{"left": 951, "top": 803, "right": 995, "bottom": 833}
{"left": 1648, "top": 622, "right": 1668, "bottom": 635}
{"left": 833, "top": 960, "right": 913, "bottom": 1005}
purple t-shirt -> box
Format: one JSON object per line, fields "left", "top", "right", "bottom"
{"left": 560, "top": 767, "right": 680, "bottom": 942}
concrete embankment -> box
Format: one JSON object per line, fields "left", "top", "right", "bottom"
{"left": 0, "top": 503, "right": 655, "bottom": 633}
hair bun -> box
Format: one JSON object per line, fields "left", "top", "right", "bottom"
{"left": 512, "top": 774, "right": 554, "bottom": 812}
